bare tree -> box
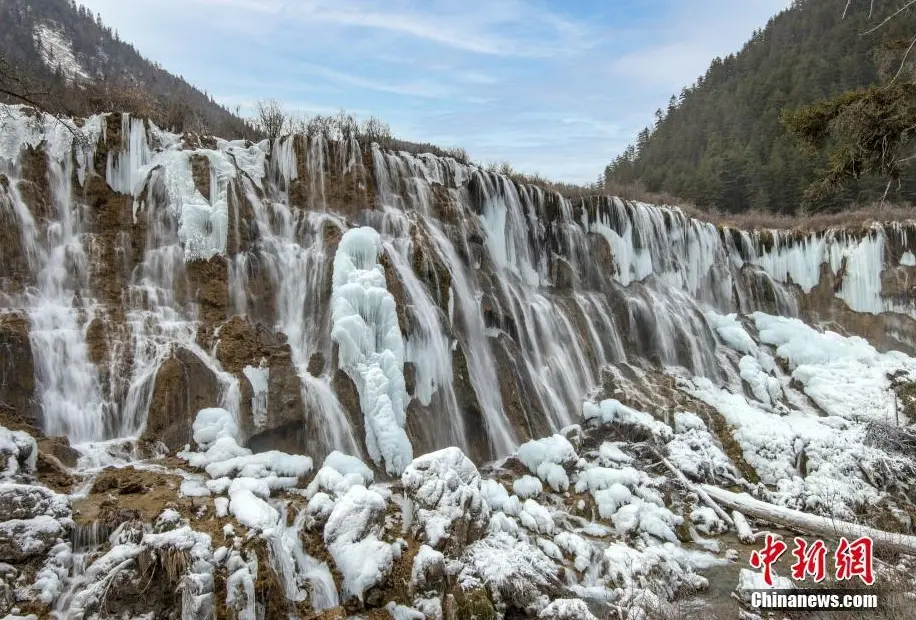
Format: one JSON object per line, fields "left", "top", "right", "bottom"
{"left": 0, "top": 54, "right": 53, "bottom": 112}
{"left": 256, "top": 99, "right": 287, "bottom": 142}
{"left": 358, "top": 116, "right": 392, "bottom": 143}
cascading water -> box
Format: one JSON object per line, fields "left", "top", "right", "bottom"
{"left": 0, "top": 112, "right": 111, "bottom": 444}
{"left": 1, "top": 103, "right": 915, "bottom": 466}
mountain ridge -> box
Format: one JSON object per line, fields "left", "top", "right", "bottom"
{"left": 0, "top": 0, "right": 258, "bottom": 139}
{"left": 604, "top": 0, "right": 916, "bottom": 214}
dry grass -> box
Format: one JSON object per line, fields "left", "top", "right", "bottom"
{"left": 689, "top": 202, "right": 916, "bottom": 233}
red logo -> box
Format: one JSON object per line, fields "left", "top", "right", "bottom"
{"left": 750, "top": 534, "right": 787, "bottom": 586}
{"left": 791, "top": 537, "right": 827, "bottom": 582}
{"left": 835, "top": 536, "right": 875, "bottom": 585}
{"left": 750, "top": 535, "right": 875, "bottom": 586}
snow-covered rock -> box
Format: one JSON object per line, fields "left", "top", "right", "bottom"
{"left": 517, "top": 435, "right": 578, "bottom": 492}
{"left": 401, "top": 448, "right": 489, "bottom": 550}
{"left": 324, "top": 485, "right": 394, "bottom": 601}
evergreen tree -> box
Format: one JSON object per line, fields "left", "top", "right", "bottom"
{"left": 604, "top": 0, "right": 916, "bottom": 214}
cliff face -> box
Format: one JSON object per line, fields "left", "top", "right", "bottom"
{"left": 1, "top": 104, "right": 914, "bottom": 468}
{"left": 2, "top": 105, "right": 916, "bottom": 620}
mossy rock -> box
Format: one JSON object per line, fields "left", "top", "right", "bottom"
{"left": 454, "top": 588, "right": 496, "bottom": 620}
{"left": 895, "top": 380, "right": 916, "bottom": 419}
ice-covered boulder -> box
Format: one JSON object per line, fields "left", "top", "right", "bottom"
{"left": 0, "top": 515, "right": 64, "bottom": 561}
{"left": 324, "top": 485, "right": 395, "bottom": 601}
{"left": 401, "top": 448, "right": 489, "bottom": 551}
{"left": 517, "top": 435, "right": 578, "bottom": 492}
{"left": 539, "top": 599, "right": 598, "bottom": 620}
{"left": 0, "top": 483, "right": 69, "bottom": 520}
{"left": 463, "top": 532, "right": 564, "bottom": 611}
{"left": 0, "top": 426, "right": 38, "bottom": 479}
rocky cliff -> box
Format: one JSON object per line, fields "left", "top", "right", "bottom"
{"left": 0, "top": 105, "right": 915, "bottom": 619}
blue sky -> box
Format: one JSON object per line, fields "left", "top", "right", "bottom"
{"left": 79, "top": 0, "right": 791, "bottom": 184}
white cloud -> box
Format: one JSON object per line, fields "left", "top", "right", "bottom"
{"left": 77, "top": 0, "right": 792, "bottom": 184}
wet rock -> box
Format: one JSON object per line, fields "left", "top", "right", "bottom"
{"left": 190, "top": 153, "right": 211, "bottom": 199}
{"left": 83, "top": 174, "right": 135, "bottom": 309}
{"left": 380, "top": 252, "right": 410, "bottom": 336}
{"left": 17, "top": 146, "right": 52, "bottom": 224}
{"left": 213, "top": 315, "right": 277, "bottom": 374}
{"left": 308, "top": 351, "right": 326, "bottom": 376}
{"left": 332, "top": 367, "right": 367, "bottom": 457}
{"left": 490, "top": 334, "right": 552, "bottom": 445}
{"left": 0, "top": 313, "right": 37, "bottom": 425}
{"left": 550, "top": 257, "right": 578, "bottom": 290}
{"left": 403, "top": 362, "right": 417, "bottom": 396}
{"left": 0, "top": 174, "right": 27, "bottom": 287}
{"left": 37, "top": 436, "right": 79, "bottom": 468}
{"left": 143, "top": 347, "right": 220, "bottom": 450}
{"left": 84, "top": 317, "right": 108, "bottom": 366}
{"left": 410, "top": 224, "right": 451, "bottom": 311}
{"left": 264, "top": 349, "right": 306, "bottom": 430}
{"left": 451, "top": 343, "right": 493, "bottom": 464}
{"left": 186, "top": 257, "right": 229, "bottom": 347}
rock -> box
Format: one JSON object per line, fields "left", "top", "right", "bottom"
{"left": 245, "top": 348, "right": 333, "bottom": 458}
{"left": 332, "top": 367, "right": 367, "bottom": 458}
{"left": 450, "top": 343, "right": 493, "bottom": 463}
{"left": 308, "top": 351, "right": 326, "bottom": 377}
{"left": 0, "top": 313, "right": 37, "bottom": 425}
{"left": 403, "top": 362, "right": 416, "bottom": 397}
{"left": 401, "top": 448, "right": 489, "bottom": 553}
{"left": 549, "top": 258, "right": 578, "bottom": 290}
{"left": 379, "top": 253, "right": 410, "bottom": 336}
{"left": 0, "top": 484, "right": 69, "bottom": 520}
{"left": 84, "top": 318, "right": 108, "bottom": 366}
{"left": 453, "top": 588, "right": 496, "bottom": 620}
{"left": 0, "top": 515, "right": 63, "bottom": 561}
{"left": 143, "top": 347, "right": 220, "bottom": 450}
{"left": 37, "top": 436, "right": 79, "bottom": 468}
{"left": 312, "top": 607, "right": 347, "bottom": 620}
{"left": 35, "top": 451, "right": 75, "bottom": 492}
{"left": 185, "top": 257, "right": 229, "bottom": 345}
{"left": 214, "top": 316, "right": 277, "bottom": 374}
{"left": 190, "top": 153, "right": 211, "bottom": 199}
{"left": 265, "top": 350, "right": 303, "bottom": 429}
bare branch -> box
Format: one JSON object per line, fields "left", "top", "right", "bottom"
{"left": 862, "top": 0, "right": 916, "bottom": 35}
{"left": 893, "top": 34, "right": 916, "bottom": 81}
{"left": 255, "top": 99, "right": 287, "bottom": 142}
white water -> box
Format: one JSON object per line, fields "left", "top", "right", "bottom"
{"left": 267, "top": 503, "right": 339, "bottom": 611}
{"left": 1, "top": 104, "right": 914, "bottom": 464}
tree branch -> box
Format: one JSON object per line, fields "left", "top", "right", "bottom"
{"left": 893, "top": 34, "right": 916, "bottom": 81}
{"left": 862, "top": 0, "right": 916, "bottom": 35}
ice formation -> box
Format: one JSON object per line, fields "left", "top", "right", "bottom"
{"left": 331, "top": 226, "right": 413, "bottom": 475}
{"left": 1, "top": 104, "right": 915, "bottom": 618}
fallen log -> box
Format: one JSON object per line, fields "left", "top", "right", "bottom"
{"left": 656, "top": 454, "right": 734, "bottom": 527}
{"left": 701, "top": 484, "right": 916, "bottom": 556}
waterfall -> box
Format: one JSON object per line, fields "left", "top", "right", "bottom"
{"left": 1, "top": 103, "right": 914, "bottom": 464}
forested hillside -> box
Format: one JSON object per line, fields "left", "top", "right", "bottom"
{"left": 0, "top": 0, "right": 258, "bottom": 139}
{"left": 605, "top": 0, "right": 916, "bottom": 214}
